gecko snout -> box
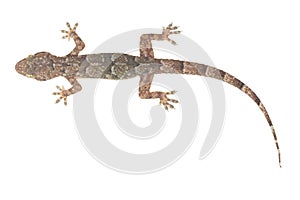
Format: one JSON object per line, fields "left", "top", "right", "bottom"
{"left": 15, "top": 57, "right": 35, "bottom": 78}
{"left": 15, "top": 58, "right": 28, "bottom": 76}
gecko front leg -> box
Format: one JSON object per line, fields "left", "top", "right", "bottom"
{"left": 53, "top": 77, "right": 82, "bottom": 105}
{"left": 139, "top": 74, "right": 178, "bottom": 111}
{"left": 61, "top": 22, "right": 85, "bottom": 56}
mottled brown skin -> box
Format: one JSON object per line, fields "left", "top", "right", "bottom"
{"left": 15, "top": 23, "right": 281, "bottom": 167}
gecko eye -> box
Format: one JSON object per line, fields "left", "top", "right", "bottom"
{"left": 27, "top": 54, "right": 34, "bottom": 60}
{"left": 26, "top": 74, "right": 33, "bottom": 78}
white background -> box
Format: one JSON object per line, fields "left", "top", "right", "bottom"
{"left": 1, "top": 0, "right": 299, "bottom": 199}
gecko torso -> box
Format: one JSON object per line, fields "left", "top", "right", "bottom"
{"left": 15, "top": 22, "right": 281, "bottom": 167}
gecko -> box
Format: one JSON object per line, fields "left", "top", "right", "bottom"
{"left": 15, "top": 22, "right": 281, "bottom": 167}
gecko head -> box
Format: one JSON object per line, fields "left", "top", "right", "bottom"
{"left": 15, "top": 52, "right": 56, "bottom": 81}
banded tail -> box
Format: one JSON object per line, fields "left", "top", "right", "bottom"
{"left": 181, "top": 61, "right": 281, "bottom": 167}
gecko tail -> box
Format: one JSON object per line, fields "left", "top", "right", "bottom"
{"left": 182, "top": 61, "right": 281, "bottom": 167}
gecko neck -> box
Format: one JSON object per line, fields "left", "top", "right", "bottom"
{"left": 52, "top": 55, "right": 86, "bottom": 77}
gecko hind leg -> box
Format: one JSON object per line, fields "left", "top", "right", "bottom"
{"left": 139, "top": 23, "right": 181, "bottom": 60}
{"left": 139, "top": 74, "right": 179, "bottom": 111}
{"left": 158, "top": 90, "right": 179, "bottom": 110}
{"left": 161, "top": 23, "right": 182, "bottom": 45}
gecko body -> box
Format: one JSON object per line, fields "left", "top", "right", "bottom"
{"left": 15, "top": 23, "right": 281, "bottom": 167}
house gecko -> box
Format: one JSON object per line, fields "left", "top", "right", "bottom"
{"left": 15, "top": 22, "right": 281, "bottom": 167}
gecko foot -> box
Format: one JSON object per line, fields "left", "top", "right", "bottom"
{"left": 162, "top": 23, "right": 181, "bottom": 45}
{"left": 61, "top": 22, "right": 78, "bottom": 41}
{"left": 159, "top": 90, "right": 179, "bottom": 111}
{"left": 53, "top": 85, "right": 71, "bottom": 106}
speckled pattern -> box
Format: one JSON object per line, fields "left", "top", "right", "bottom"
{"left": 15, "top": 23, "right": 281, "bottom": 167}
